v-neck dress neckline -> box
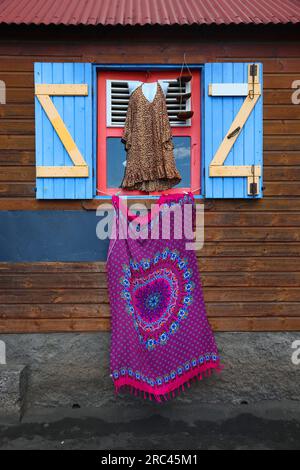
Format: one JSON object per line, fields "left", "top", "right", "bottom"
{"left": 139, "top": 82, "right": 159, "bottom": 104}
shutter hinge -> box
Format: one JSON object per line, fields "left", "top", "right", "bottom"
{"left": 250, "top": 63, "right": 258, "bottom": 78}
{"left": 249, "top": 182, "right": 258, "bottom": 196}
{"left": 249, "top": 163, "right": 259, "bottom": 196}
{"left": 249, "top": 63, "right": 258, "bottom": 100}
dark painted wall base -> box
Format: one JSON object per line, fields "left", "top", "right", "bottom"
{"left": 0, "top": 211, "right": 109, "bottom": 261}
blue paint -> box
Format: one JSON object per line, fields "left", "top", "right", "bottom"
{"left": 232, "top": 63, "right": 244, "bottom": 198}
{"left": 34, "top": 63, "right": 93, "bottom": 199}
{"left": 203, "top": 62, "right": 263, "bottom": 199}
{"left": 53, "top": 62, "right": 64, "bottom": 198}
{"left": 92, "top": 63, "right": 98, "bottom": 198}
{"left": 223, "top": 63, "right": 234, "bottom": 197}
{"left": 201, "top": 65, "right": 206, "bottom": 197}
{"left": 0, "top": 211, "right": 109, "bottom": 261}
{"left": 94, "top": 64, "right": 204, "bottom": 70}
{"left": 256, "top": 64, "right": 264, "bottom": 196}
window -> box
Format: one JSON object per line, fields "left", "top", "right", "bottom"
{"left": 97, "top": 69, "right": 201, "bottom": 196}
{"left": 34, "top": 62, "right": 263, "bottom": 200}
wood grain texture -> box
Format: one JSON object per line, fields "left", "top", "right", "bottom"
{"left": 0, "top": 30, "right": 300, "bottom": 332}
{"left": 0, "top": 261, "right": 299, "bottom": 332}
{"left": 2, "top": 317, "right": 300, "bottom": 333}
{"left": 0, "top": 36, "right": 298, "bottom": 200}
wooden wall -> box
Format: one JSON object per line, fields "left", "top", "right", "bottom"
{"left": 0, "top": 25, "right": 300, "bottom": 332}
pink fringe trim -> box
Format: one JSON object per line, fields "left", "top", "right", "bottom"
{"left": 113, "top": 361, "right": 223, "bottom": 403}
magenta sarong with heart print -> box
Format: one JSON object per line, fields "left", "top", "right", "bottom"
{"left": 107, "top": 193, "right": 222, "bottom": 402}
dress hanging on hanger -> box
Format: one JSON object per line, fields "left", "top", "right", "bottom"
{"left": 120, "top": 81, "right": 181, "bottom": 192}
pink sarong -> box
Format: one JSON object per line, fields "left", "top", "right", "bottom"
{"left": 107, "top": 193, "right": 221, "bottom": 402}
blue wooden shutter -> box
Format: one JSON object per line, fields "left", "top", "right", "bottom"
{"left": 34, "top": 63, "right": 93, "bottom": 199}
{"left": 203, "top": 62, "right": 263, "bottom": 198}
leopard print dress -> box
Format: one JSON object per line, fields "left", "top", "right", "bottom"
{"left": 121, "top": 83, "right": 182, "bottom": 192}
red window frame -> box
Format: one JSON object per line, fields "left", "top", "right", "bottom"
{"left": 97, "top": 69, "right": 201, "bottom": 196}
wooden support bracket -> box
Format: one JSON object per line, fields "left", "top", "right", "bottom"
{"left": 35, "top": 84, "right": 89, "bottom": 178}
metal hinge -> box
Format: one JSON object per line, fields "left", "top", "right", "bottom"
{"left": 250, "top": 63, "right": 258, "bottom": 78}
{"left": 249, "top": 63, "right": 258, "bottom": 100}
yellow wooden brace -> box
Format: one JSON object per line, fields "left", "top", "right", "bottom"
{"left": 208, "top": 64, "right": 261, "bottom": 195}
{"left": 35, "top": 84, "right": 89, "bottom": 178}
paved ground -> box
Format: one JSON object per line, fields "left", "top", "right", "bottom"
{"left": 0, "top": 401, "right": 300, "bottom": 450}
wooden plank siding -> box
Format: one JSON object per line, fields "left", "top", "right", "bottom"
{"left": 1, "top": 261, "right": 300, "bottom": 333}
{"left": 0, "top": 27, "right": 300, "bottom": 332}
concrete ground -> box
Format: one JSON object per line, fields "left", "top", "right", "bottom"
{"left": 1, "top": 332, "right": 300, "bottom": 449}
{"left": 1, "top": 401, "right": 300, "bottom": 450}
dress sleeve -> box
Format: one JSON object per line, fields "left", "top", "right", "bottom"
{"left": 122, "top": 100, "right": 133, "bottom": 151}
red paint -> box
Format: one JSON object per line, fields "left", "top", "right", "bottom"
{"left": 1, "top": 0, "right": 299, "bottom": 26}
{"left": 97, "top": 69, "right": 201, "bottom": 196}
